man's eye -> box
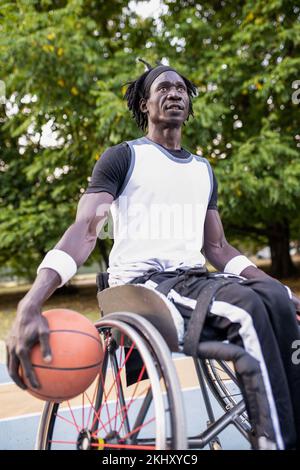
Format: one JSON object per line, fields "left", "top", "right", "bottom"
{"left": 160, "top": 87, "right": 167, "bottom": 92}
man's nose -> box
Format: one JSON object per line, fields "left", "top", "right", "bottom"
{"left": 167, "top": 87, "right": 181, "bottom": 99}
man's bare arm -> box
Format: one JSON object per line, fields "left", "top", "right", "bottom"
{"left": 203, "top": 209, "right": 278, "bottom": 280}
{"left": 6, "top": 192, "right": 114, "bottom": 390}
{"left": 203, "top": 209, "right": 300, "bottom": 316}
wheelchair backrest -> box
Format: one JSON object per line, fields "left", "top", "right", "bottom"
{"left": 97, "top": 284, "right": 180, "bottom": 352}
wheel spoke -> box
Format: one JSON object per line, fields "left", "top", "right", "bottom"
{"left": 82, "top": 392, "right": 85, "bottom": 429}
{"left": 91, "top": 442, "right": 155, "bottom": 450}
{"left": 120, "top": 416, "right": 156, "bottom": 442}
{"left": 97, "top": 356, "right": 113, "bottom": 431}
{"left": 92, "top": 383, "right": 151, "bottom": 439}
{"left": 55, "top": 412, "right": 79, "bottom": 430}
{"left": 117, "top": 364, "right": 146, "bottom": 435}
{"left": 90, "top": 337, "right": 116, "bottom": 432}
{"left": 66, "top": 400, "right": 81, "bottom": 432}
{"left": 221, "top": 392, "right": 243, "bottom": 399}
{"left": 84, "top": 388, "right": 109, "bottom": 434}
{"left": 105, "top": 341, "right": 136, "bottom": 402}
{"left": 202, "top": 359, "right": 251, "bottom": 438}
{"left": 90, "top": 341, "right": 136, "bottom": 432}
{"left": 86, "top": 339, "right": 108, "bottom": 429}
{"left": 113, "top": 334, "right": 125, "bottom": 430}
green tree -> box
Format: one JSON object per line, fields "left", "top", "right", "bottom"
{"left": 1, "top": 0, "right": 299, "bottom": 280}
{"left": 0, "top": 0, "right": 155, "bottom": 279}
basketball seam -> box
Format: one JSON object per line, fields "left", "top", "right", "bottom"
{"left": 48, "top": 329, "right": 101, "bottom": 344}
{"left": 29, "top": 390, "right": 80, "bottom": 401}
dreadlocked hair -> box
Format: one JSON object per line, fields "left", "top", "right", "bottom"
{"left": 124, "top": 62, "right": 198, "bottom": 132}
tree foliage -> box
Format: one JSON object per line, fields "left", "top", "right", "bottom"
{"left": 155, "top": 0, "right": 300, "bottom": 276}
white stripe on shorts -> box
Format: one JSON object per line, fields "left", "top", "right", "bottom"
{"left": 139, "top": 281, "right": 185, "bottom": 344}
{"left": 167, "top": 289, "right": 197, "bottom": 310}
{"left": 210, "top": 300, "right": 284, "bottom": 449}
{"left": 139, "top": 284, "right": 285, "bottom": 448}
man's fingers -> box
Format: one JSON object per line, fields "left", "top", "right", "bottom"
{"left": 39, "top": 318, "right": 52, "bottom": 362}
{"left": 6, "top": 344, "right": 10, "bottom": 368}
{"left": 39, "top": 331, "right": 52, "bottom": 363}
{"left": 18, "top": 348, "right": 39, "bottom": 389}
{"left": 7, "top": 350, "right": 27, "bottom": 390}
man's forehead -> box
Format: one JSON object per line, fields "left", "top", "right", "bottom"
{"left": 151, "top": 70, "right": 185, "bottom": 88}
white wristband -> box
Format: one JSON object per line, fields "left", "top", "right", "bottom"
{"left": 224, "top": 255, "right": 256, "bottom": 276}
{"left": 37, "top": 249, "right": 77, "bottom": 287}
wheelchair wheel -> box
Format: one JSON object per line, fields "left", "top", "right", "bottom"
{"left": 36, "top": 315, "right": 186, "bottom": 450}
{"left": 201, "top": 358, "right": 252, "bottom": 439}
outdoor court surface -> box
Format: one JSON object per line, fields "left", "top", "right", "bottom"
{"left": 0, "top": 348, "right": 250, "bottom": 450}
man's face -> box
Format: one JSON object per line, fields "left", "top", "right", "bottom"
{"left": 140, "top": 71, "right": 189, "bottom": 128}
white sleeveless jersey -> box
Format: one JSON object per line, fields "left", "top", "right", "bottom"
{"left": 107, "top": 137, "right": 213, "bottom": 286}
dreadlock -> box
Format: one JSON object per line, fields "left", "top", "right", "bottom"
{"left": 124, "top": 59, "right": 198, "bottom": 132}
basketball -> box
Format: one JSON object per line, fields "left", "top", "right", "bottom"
{"left": 20, "top": 309, "right": 103, "bottom": 402}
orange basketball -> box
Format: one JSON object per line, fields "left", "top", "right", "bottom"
{"left": 21, "top": 309, "right": 103, "bottom": 402}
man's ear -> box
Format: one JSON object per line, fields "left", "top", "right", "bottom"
{"left": 139, "top": 98, "right": 148, "bottom": 114}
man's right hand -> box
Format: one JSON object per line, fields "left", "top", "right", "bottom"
{"left": 6, "top": 299, "right": 52, "bottom": 390}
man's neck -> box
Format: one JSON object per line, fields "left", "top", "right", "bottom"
{"left": 146, "top": 127, "right": 182, "bottom": 150}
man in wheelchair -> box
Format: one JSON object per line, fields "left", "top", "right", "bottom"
{"left": 7, "top": 60, "right": 300, "bottom": 450}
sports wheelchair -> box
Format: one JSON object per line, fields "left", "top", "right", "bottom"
{"left": 36, "top": 275, "right": 258, "bottom": 450}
